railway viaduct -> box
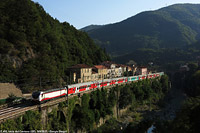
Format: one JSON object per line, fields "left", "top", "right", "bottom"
{"left": 0, "top": 85, "right": 112, "bottom": 124}
{"left": 0, "top": 83, "right": 128, "bottom": 128}
{"left": 0, "top": 73, "right": 163, "bottom": 126}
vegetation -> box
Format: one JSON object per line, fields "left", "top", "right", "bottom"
{"left": 0, "top": 0, "right": 110, "bottom": 92}
{"left": 172, "top": 67, "right": 200, "bottom": 133}
{"left": 86, "top": 4, "right": 200, "bottom": 53}
{"left": 153, "top": 66, "right": 200, "bottom": 132}
{"left": 113, "top": 46, "right": 200, "bottom": 71}
{"left": 0, "top": 99, "right": 6, "bottom": 105}
{"left": 0, "top": 111, "right": 42, "bottom": 130}
{"left": 170, "top": 96, "right": 200, "bottom": 133}
{"left": 0, "top": 75, "right": 169, "bottom": 132}
{"left": 84, "top": 4, "right": 200, "bottom": 68}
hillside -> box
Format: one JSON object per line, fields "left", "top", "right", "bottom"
{"left": 0, "top": 0, "right": 109, "bottom": 92}
{"left": 86, "top": 4, "right": 200, "bottom": 57}
{"left": 81, "top": 25, "right": 104, "bottom": 32}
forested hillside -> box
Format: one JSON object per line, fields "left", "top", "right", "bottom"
{"left": 0, "top": 0, "right": 109, "bottom": 92}
{"left": 153, "top": 63, "right": 200, "bottom": 132}
{"left": 112, "top": 41, "right": 200, "bottom": 70}
{"left": 80, "top": 25, "right": 104, "bottom": 32}
{"left": 84, "top": 4, "right": 200, "bottom": 64}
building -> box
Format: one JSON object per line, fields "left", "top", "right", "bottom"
{"left": 117, "top": 64, "right": 128, "bottom": 77}
{"left": 93, "top": 65, "right": 108, "bottom": 80}
{"left": 101, "top": 61, "right": 117, "bottom": 78}
{"left": 179, "top": 64, "right": 189, "bottom": 72}
{"left": 132, "top": 66, "right": 137, "bottom": 75}
{"left": 69, "top": 64, "right": 92, "bottom": 83}
{"left": 91, "top": 71, "right": 99, "bottom": 81}
{"left": 136, "top": 66, "right": 148, "bottom": 75}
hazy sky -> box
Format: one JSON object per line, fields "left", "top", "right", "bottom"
{"left": 32, "top": 0, "right": 200, "bottom": 29}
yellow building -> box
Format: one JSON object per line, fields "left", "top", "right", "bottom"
{"left": 91, "top": 71, "right": 99, "bottom": 81}
{"left": 69, "top": 64, "right": 92, "bottom": 83}
{"left": 93, "top": 65, "right": 108, "bottom": 80}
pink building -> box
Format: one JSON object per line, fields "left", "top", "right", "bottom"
{"left": 136, "top": 67, "right": 148, "bottom": 75}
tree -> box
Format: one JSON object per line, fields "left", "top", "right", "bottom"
{"left": 132, "top": 83, "right": 145, "bottom": 101}
{"left": 160, "top": 75, "right": 169, "bottom": 94}
{"left": 171, "top": 97, "right": 200, "bottom": 133}
{"left": 6, "top": 93, "right": 17, "bottom": 104}
{"left": 119, "top": 85, "right": 135, "bottom": 109}
{"left": 23, "top": 111, "right": 42, "bottom": 130}
{"left": 189, "top": 70, "right": 200, "bottom": 97}
{"left": 0, "top": 0, "right": 110, "bottom": 92}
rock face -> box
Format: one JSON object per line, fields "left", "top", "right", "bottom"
{"left": 0, "top": 83, "right": 22, "bottom": 99}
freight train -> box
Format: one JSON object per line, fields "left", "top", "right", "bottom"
{"left": 32, "top": 72, "right": 164, "bottom": 103}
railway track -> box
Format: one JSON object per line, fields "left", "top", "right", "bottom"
{"left": 0, "top": 80, "right": 147, "bottom": 123}
{"left": 0, "top": 104, "right": 38, "bottom": 123}
{"left": 0, "top": 87, "right": 103, "bottom": 123}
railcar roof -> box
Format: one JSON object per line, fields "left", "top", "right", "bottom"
{"left": 42, "top": 87, "right": 66, "bottom": 93}
{"left": 67, "top": 77, "right": 129, "bottom": 88}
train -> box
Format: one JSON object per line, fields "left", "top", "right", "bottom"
{"left": 32, "top": 72, "right": 164, "bottom": 103}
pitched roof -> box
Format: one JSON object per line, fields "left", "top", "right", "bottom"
{"left": 94, "top": 65, "right": 107, "bottom": 69}
{"left": 70, "top": 64, "right": 92, "bottom": 69}
{"left": 100, "top": 61, "right": 117, "bottom": 68}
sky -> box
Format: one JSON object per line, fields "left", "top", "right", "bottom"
{"left": 32, "top": 0, "right": 200, "bottom": 29}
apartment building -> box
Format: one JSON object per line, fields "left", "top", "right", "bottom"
{"left": 69, "top": 64, "right": 92, "bottom": 83}
{"left": 93, "top": 65, "right": 108, "bottom": 80}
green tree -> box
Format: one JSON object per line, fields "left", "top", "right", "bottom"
{"left": 23, "top": 111, "right": 42, "bottom": 130}
{"left": 189, "top": 70, "right": 200, "bottom": 97}
{"left": 171, "top": 97, "right": 200, "bottom": 133}
{"left": 119, "top": 85, "right": 135, "bottom": 109}
{"left": 160, "top": 75, "right": 169, "bottom": 94}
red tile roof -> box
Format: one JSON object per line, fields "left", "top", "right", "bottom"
{"left": 94, "top": 65, "right": 107, "bottom": 69}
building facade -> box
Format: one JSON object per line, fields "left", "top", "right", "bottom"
{"left": 93, "top": 65, "right": 108, "bottom": 80}
{"left": 136, "top": 67, "right": 148, "bottom": 75}
{"left": 101, "top": 61, "right": 118, "bottom": 78}
{"left": 69, "top": 64, "right": 92, "bottom": 83}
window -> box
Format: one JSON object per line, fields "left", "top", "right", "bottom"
{"left": 131, "top": 77, "right": 135, "bottom": 80}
